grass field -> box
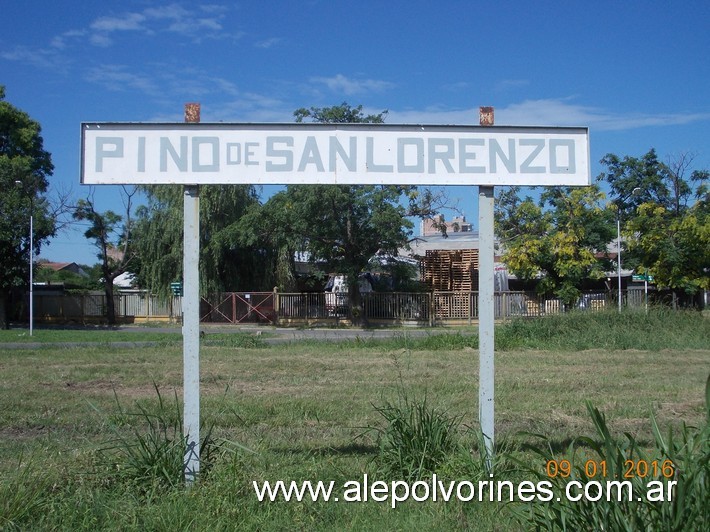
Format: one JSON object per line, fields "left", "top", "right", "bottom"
{"left": 1, "top": 310, "right": 708, "bottom": 530}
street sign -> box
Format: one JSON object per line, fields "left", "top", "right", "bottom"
{"left": 170, "top": 282, "right": 183, "bottom": 296}
{"left": 81, "top": 123, "right": 591, "bottom": 187}
{"left": 632, "top": 274, "right": 654, "bottom": 282}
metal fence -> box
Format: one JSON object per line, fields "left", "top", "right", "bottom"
{"left": 34, "top": 292, "right": 107, "bottom": 320}
{"left": 30, "top": 291, "right": 181, "bottom": 323}
{"left": 200, "top": 292, "right": 276, "bottom": 324}
{"left": 277, "top": 290, "right": 615, "bottom": 324}
{"left": 24, "top": 289, "right": 650, "bottom": 325}
{"left": 119, "top": 291, "right": 180, "bottom": 318}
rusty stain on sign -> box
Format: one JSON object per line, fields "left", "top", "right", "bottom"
{"left": 479, "top": 106, "right": 494, "bottom": 127}
{"left": 185, "top": 103, "right": 201, "bottom": 124}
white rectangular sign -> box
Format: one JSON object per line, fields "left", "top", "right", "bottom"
{"left": 81, "top": 123, "right": 590, "bottom": 186}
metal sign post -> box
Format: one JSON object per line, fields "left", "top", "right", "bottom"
{"left": 182, "top": 183, "right": 200, "bottom": 483}
{"left": 478, "top": 184, "right": 495, "bottom": 468}
{"left": 477, "top": 107, "right": 495, "bottom": 469}
{"left": 182, "top": 103, "right": 201, "bottom": 484}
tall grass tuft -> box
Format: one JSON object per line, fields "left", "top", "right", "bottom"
{"left": 497, "top": 307, "right": 710, "bottom": 351}
{"left": 510, "top": 374, "right": 710, "bottom": 530}
{"left": 0, "top": 453, "right": 51, "bottom": 530}
{"left": 92, "top": 384, "right": 220, "bottom": 491}
{"left": 370, "top": 391, "right": 463, "bottom": 481}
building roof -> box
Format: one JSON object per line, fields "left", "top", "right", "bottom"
{"left": 40, "top": 262, "right": 88, "bottom": 277}
{"left": 403, "top": 231, "right": 481, "bottom": 257}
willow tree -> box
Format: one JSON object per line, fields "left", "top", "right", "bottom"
{"left": 130, "top": 184, "right": 268, "bottom": 296}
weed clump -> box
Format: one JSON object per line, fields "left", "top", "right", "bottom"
{"left": 91, "top": 384, "right": 221, "bottom": 492}
{"left": 369, "top": 391, "right": 463, "bottom": 481}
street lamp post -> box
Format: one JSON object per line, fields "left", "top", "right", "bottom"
{"left": 29, "top": 209, "right": 33, "bottom": 336}
{"left": 617, "top": 214, "right": 623, "bottom": 313}
{"left": 15, "top": 181, "right": 33, "bottom": 336}
{"left": 616, "top": 187, "right": 641, "bottom": 313}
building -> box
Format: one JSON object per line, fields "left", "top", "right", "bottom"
{"left": 420, "top": 214, "right": 473, "bottom": 236}
{"left": 401, "top": 230, "right": 509, "bottom": 292}
{"left": 39, "top": 262, "right": 88, "bottom": 277}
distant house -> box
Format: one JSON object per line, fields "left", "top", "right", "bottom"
{"left": 420, "top": 214, "right": 473, "bottom": 236}
{"left": 39, "top": 262, "right": 88, "bottom": 277}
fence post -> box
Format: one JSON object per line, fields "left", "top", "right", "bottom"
{"left": 429, "top": 292, "right": 434, "bottom": 326}
{"left": 273, "top": 287, "right": 279, "bottom": 325}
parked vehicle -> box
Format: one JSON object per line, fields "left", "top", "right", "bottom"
{"left": 324, "top": 274, "right": 373, "bottom": 316}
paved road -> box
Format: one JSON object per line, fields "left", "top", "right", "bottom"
{"left": 1, "top": 324, "right": 468, "bottom": 349}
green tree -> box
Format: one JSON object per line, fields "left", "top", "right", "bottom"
{"left": 130, "top": 184, "right": 267, "bottom": 297}
{"left": 244, "top": 184, "right": 414, "bottom": 323}
{"left": 73, "top": 188, "right": 136, "bottom": 324}
{"left": 293, "top": 102, "right": 388, "bottom": 124}
{"left": 241, "top": 103, "right": 440, "bottom": 324}
{"left": 496, "top": 185, "right": 615, "bottom": 306}
{"left": 0, "top": 86, "right": 55, "bottom": 328}
{"left": 600, "top": 150, "right": 709, "bottom": 305}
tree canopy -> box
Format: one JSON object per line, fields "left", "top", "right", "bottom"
{"left": 238, "top": 103, "right": 438, "bottom": 323}
{"left": 73, "top": 188, "right": 137, "bottom": 324}
{"left": 496, "top": 185, "right": 615, "bottom": 306}
{"left": 599, "top": 149, "right": 709, "bottom": 300}
{"left": 0, "top": 86, "right": 56, "bottom": 327}
{"left": 129, "top": 184, "right": 267, "bottom": 296}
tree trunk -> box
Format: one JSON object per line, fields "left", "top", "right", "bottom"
{"left": 347, "top": 280, "right": 366, "bottom": 327}
{"left": 0, "top": 291, "right": 8, "bottom": 330}
{"left": 276, "top": 244, "right": 298, "bottom": 292}
{"left": 105, "top": 280, "right": 116, "bottom": 325}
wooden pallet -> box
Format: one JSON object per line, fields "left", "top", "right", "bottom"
{"left": 421, "top": 249, "right": 479, "bottom": 292}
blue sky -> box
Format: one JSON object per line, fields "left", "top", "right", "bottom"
{"left": 2, "top": 0, "right": 709, "bottom": 266}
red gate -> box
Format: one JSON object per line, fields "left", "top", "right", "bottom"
{"left": 200, "top": 292, "right": 276, "bottom": 324}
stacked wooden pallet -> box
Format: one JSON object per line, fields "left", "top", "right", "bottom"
{"left": 421, "top": 249, "right": 480, "bottom": 292}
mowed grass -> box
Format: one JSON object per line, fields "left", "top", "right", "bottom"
{"left": 1, "top": 310, "right": 708, "bottom": 530}
{"left": 0, "top": 327, "right": 182, "bottom": 344}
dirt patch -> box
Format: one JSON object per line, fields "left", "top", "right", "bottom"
{"left": 656, "top": 400, "right": 704, "bottom": 418}
{"left": 0, "top": 425, "right": 51, "bottom": 441}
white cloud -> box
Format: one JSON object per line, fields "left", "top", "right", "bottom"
{"left": 50, "top": 30, "right": 86, "bottom": 50}
{"left": 495, "top": 79, "right": 530, "bottom": 91}
{"left": 89, "top": 33, "right": 114, "bottom": 47}
{"left": 388, "top": 98, "right": 710, "bottom": 131}
{"left": 0, "top": 45, "right": 65, "bottom": 70}
{"left": 255, "top": 37, "right": 282, "bottom": 49}
{"left": 442, "top": 81, "right": 472, "bottom": 92}
{"left": 84, "top": 65, "right": 160, "bottom": 95}
{"left": 87, "top": 4, "right": 227, "bottom": 46}
{"left": 501, "top": 99, "right": 710, "bottom": 130}
{"left": 91, "top": 12, "right": 147, "bottom": 33}
{"left": 386, "top": 107, "right": 476, "bottom": 125}
{"left": 143, "top": 4, "right": 190, "bottom": 20}
{"left": 310, "top": 74, "right": 394, "bottom": 95}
